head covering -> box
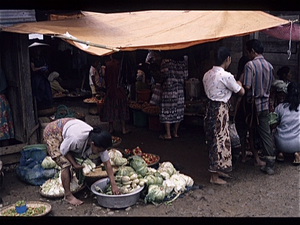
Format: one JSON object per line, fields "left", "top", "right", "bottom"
{"left": 48, "top": 71, "right": 60, "bottom": 82}
{"left": 136, "top": 69, "right": 145, "bottom": 83}
{"left": 272, "top": 79, "right": 288, "bottom": 94}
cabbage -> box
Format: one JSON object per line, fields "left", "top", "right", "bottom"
{"left": 163, "top": 179, "right": 175, "bottom": 196}
{"left": 144, "top": 173, "right": 163, "bottom": 186}
{"left": 129, "top": 155, "right": 148, "bottom": 176}
{"left": 116, "top": 166, "right": 135, "bottom": 176}
{"left": 178, "top": 173, "right": 194, "bottom": 187}
{"left": 41, "top": 156, "right": 57, "bottom": 169}
{"left": 160, "top": 171, "right": 170, "bottom": 180}
{"left": 144, "top": 184, "right": 166, "bottom": 203}
{"left": 112, "top": 156, "right": 128, "bottom": 166}
{"left": 170, "top": 173, "right": 186, "bottom": 193}
{"left": 157, "top": 162, "right": 176, "bottom": 177}
{"left": 108, "top": 149, "right": 123, "bottom": 166}
{"left": 147, "top": 167, "right": 157, "bottom": 174}
{"left": 108, "top": 149, "right": 123, "bottom": 158}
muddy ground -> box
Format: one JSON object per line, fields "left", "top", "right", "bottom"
{"left": 1, "top": 98, "right": 299, "bottom": 219}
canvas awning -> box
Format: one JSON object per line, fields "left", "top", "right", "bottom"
{"left": 1, "top": 10, "right": 290, "bottom": 56}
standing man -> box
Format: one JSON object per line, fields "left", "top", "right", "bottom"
{"left": 243, "top": 39, "right": 275, "bottom": 175}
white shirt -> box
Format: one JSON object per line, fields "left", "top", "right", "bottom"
{"left": 60, "top": 119, "right": 109, "bottom": 162}
{"left": 203, "top": 66, "right": 241, "bottom": 103}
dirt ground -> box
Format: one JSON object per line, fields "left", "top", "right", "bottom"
{"left": 1, "top": 98, "right": 299, "bottom": 218}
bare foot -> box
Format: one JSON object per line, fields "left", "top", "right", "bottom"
{"left": 293, "top": 152, "right": 300, "bottom": 164}
{"left": 210, "top": 177, "right": 227, "bottom": 185}
{"left": 254, "top": 159, "right": 266, "bottom": 167}
{"left": 64, "top": 194, "right": 83, "bottom": 206}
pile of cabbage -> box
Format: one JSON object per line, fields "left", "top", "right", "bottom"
{"left": 102, "top": 155, "right": 194, "bottom": 205}
{"left": 40, "top": 170, "right": 82, "bottom": 196}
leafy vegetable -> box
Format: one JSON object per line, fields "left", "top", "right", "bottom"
{"left": 163, "top": 179, "right": 175, "bottom": 196}
{"left": 144, "top": 184, "right": 166, "bottom": 203}
{"left": 116, "top": 166, "right": 135, "bottom": 176}
{"left": 144, "top": 173, "right": 163, "bottom": 186}
{"left": 178, "top": 173, "right": 194, "bottom": 187}
{"left": 41, "top": 156, "right": 57, "bottom": 169}
{"left": 129, "top": 155, "right": 148, "bottom": 176}
{"left": 108, "top": 149, "right": 123, "bottom": 166}
{"left": 157, "top": 162, "right": 176, "bottom": 177}
{"left": 112, "top": 156, "right": 128, "bottom": 166}
{"left": 170, "top": 173, "right": 187, "bottom": 193}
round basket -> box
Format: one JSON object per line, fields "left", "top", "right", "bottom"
{"left": 0, "top": 201, "right": 52, "bottom": 217}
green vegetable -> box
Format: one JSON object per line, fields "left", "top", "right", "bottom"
{"left": 112, "top": 156, "right": 128, "bottom": 166}
{"left": 129, "top": 155, "right": 148, "bottom": 176}
{"left": 144, "top": 173, "right": 163, "bottom": 186}
{"left": 144, "top": 184, "right": 166, "bottom": 203}
{"left": 15, "top": 200, "right": 26, "bottom": 207}
{"left": 116, "top": 166, "right": 135, "bottom": 176}
{"left": 41, "top": 156, "right": 57, "bottom": 169}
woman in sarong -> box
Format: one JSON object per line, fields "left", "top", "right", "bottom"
{"left": 203, "top": 47, "right": 244, "bottom": 185}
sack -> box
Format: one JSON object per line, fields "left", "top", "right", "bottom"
{"left": 229, "top": 121, "right": 241, "bottom": 149}
{"left": 16, "top": 148, "right": 58, "bottom": 186}
{"left": 245, "top": 97, "right": 259, "bottom": 128}
{"left": 150, "top": 83, "right": 163, "bottom": 106}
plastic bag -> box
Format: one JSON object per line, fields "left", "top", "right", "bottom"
{"left": 16, "top": 148, "right": 58, "bottom": 186}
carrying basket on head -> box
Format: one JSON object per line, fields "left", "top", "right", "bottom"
{"left": 55, "top": 105, "right": 76, "bottom": 119}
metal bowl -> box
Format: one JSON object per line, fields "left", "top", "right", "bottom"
{"left": 91, "top": 178, "right": 144, "bottom": 209}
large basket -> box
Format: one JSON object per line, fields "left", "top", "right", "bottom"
{"left": 136, "top": 89, "right": 151, "bottom": 102}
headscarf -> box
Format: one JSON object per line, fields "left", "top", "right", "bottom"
{"left": 48, "top": 71, "right": 60, "bottom": 82}
{"left": 272, "top": 79, "right": 288, "bottom": 94}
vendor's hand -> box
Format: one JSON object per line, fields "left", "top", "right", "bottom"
{"left": 73, "top": 164, "right": 84, "bottom": 171}
{"left": 111, "top": 183, "right": 121, "bottom": 195}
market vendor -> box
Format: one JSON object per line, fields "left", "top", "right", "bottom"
{"left": 48, "top": 71, "right": 69, "bottom": 95}
{"left": 43, "top": 118, "right": 120, "bottom": 206}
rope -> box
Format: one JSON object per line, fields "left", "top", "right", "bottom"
{"left": 287, "top": 20, "right": 293, "bottom": 60}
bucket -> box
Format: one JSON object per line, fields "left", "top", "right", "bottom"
{"left": 136, "top": 89, "right": 151, "bottom": 102}
{"left": 133, "top": 110, "right": 148, "bottom": 127}
{"left": 148, "top": 115, "right": 163, "bottom": 131}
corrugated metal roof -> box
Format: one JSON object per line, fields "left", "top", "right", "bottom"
{"left": 0, "top": 10, "right": 36, "bottom": 28}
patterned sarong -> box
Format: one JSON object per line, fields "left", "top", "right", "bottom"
{"left": 0, "top": 94, "right": 14, "bottom": 141}
{"left": 43, "top": 118, "right": 75, "bottom": 169}
{"left": 204, "top": 100, "right": 232, "bottom": 173}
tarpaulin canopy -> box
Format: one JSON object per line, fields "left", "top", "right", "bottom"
{"left": 1, "top": 10, "right": 290, "bottom": 56}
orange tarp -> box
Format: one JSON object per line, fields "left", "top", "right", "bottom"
{"left": 1, "top": 10, "right": 290, "bottom": 56}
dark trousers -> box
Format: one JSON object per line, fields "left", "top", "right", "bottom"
{"left": 257, "top": 110, "right": 274, "bottom": 157}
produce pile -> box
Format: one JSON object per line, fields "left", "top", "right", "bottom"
{"left": 1, "top": 201, "right": 47, "bottom": 217}
{"left": 95, "top": 153, "right": 194, "bottom": 205}
{"left": 40, "top": 169, "right": 83, "bottom": 196}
